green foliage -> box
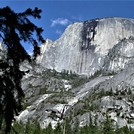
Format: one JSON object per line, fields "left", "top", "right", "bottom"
{"left": 73, "top": 117, "right": 79, "bottom": 134}
{"left": 60, "top": 70, "right": 89, "bottom": 88}
{"left": 7, "top": 119, "right": 134, "bottom": 134}
{"left": 43, "top": 123, "right": 53, "bottom": 134}
{"left": 42, "top": 69, "right": 89, "bottom": 88}
{"left": 102, "top": 114, "right": 114, "bottom": 134}
{"left": 76, "top": 89, "right": 114, "bottom": 116}
{"left": 48, "top": 98, "right": 67, "bottom": 104}
{"left": 79, "top": 125, "right": 101, "bottom": 134}
{"left": 71, "top": 76, "right": 89, "bottom": 88}
{"left": 39, "top": 87, "right": 47, "bottom": 94}
{"left": 63, "top": 118, "right": 73, "bottom": 134}
{"left": 119, "top": 126, "right": 130, "bottom": 134}
{"left": 89, "top": 103, "right": 100, "bottom": 111}
{"left": 54, "top": 122, "right": 62, "bottom": 134}
{"left": 95, "top": 89, "right": 114, "bottom": 99}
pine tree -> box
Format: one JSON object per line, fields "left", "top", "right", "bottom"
{"left": 44, "top": 123, "right": 53, "bottom": 134}
{"left": 73, "top": 117, "right": 79, "bottom": 134}
{"left": 54, "top": 122, "right": 62, "bottom": 134}
{"left": 102, "top": 114, "right": 114, "bottom": 134}
{"left": 0, "top": 6, "right": 44, "bottom": 133}
{"left": 121, "top": 126, "right": 130, "bottom": 134}
{"left": 33, "top": 121, "right": 41, "bottom": 134}
{"left": 64, "top": 118, "right": 72, "bottom": 134}
{"left": 25, "top": 120, "right": 30, "bottom": 134}
{"left": 115, "top": 122, "right": 120, "bottom": 134}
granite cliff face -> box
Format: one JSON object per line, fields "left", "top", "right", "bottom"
{"left": 37, "top": 17, "right": 134, "bottom": 75}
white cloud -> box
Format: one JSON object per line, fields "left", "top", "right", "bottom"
{"left": 51, "top": 18, "right": 70, "bottom": 27}
{"left": 56, "top": 30, "right": 62, "bottom": 35}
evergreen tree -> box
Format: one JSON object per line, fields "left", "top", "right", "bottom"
{"left": 64, "top": 118, "right": 72, "bottom": 134}
{"left": 0, "top": 6, "right": 44, "bottom": 133}
{"left": 54, "top": 122, "right": 62, "bottom": 134}
{"left": 33, "top": 121, "right": 41, "bottom": 134}
{"left": 44, "top": 123, "right": 53, "bottom": 134}
{"left": 25, "top": 120, "right": 31, "bottom": 134}
{"left": 120, "top": 126, "right": 130, "bottom": 134}
{"left": 73, "top": 117, "right": 79, "bottom": 134}
{"left": 115, "top": 122, "right": 120, "bottom": 134}
{"left": 79, "top": 125, "right": 89, "bottom": 134}
{"left": 102, "top": 114, "right": 114, "bottom": 134}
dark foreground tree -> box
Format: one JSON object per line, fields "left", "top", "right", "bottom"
{"left": 0, "top": 6, "right": 44, "bottom": 133}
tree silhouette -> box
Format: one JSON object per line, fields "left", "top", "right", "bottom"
{"left": 0, "top": 6, "right": 44, "bottom": 133}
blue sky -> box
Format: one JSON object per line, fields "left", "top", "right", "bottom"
{"left": 0, "top": 1, "right": 134, "bottom": 54}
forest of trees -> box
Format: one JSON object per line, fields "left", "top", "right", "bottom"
{"left": 8, "top": 118, "right": 134, "bottom": 134}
